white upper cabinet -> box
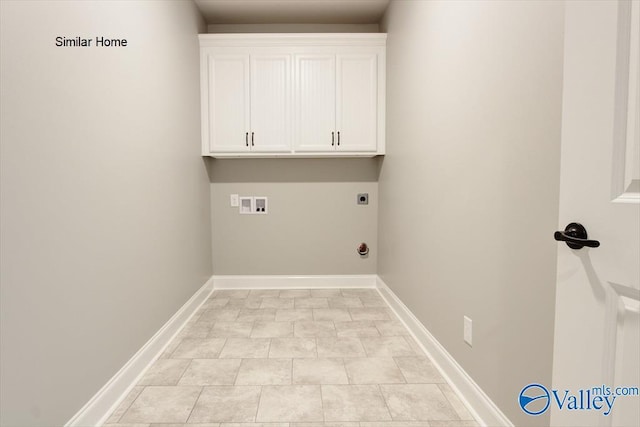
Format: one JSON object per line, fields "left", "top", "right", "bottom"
{"left": 199, "top": 34, "right": 386, "bottom": 157}
{"left": 336, "top": 54, "right": 378, "bottom": 152}
{"left": 204, "top": 54, "right": 250, "bottom": 153}
{"left": 250, "top": 54, "right": 291, "bottom": 152}
{"left": 295, "top": 54, "right": 336, "bottom": 152}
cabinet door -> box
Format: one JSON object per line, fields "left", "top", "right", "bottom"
{"left": 250, "top": 54, "right": 291, "bottom": 152}
{"left": 294, "top": 54, "right": 336, "bottom": 152}
{"left": 206, "top": 54, "right": 250, "bottom": 152}
{"left": 336, "top": 54, "right": 378, "bottom": 152}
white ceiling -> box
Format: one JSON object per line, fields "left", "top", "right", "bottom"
{"left": 194, "top": 0, "right": 391, "bottom": 24}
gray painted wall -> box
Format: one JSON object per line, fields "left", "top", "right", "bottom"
{"left": 0, "top": 1, "right": 211, "bottom": 425}
{"left": 379, "top": 1, "right": 564, "bottom": 425}
{"left": 209, "top": 158, "right": 379, "bottom": 275}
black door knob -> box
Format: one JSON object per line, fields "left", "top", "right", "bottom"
{"left": 554, "top": 222, "right": 600, "bottom": 250}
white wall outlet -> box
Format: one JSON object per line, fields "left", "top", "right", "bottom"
{"left": 230, "top": 194, "right": 239, "bottom": 207}
{"left": 239, "top": 197, "right": 253, "bottom": 214}
{"left": 464, "top": 316, "right": 473, "bottom": 346}
{"left": 254, "top": 196, "right": 268, "bottom": 214}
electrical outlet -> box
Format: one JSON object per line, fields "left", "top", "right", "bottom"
{"left": 254, "top": 196, "right": 268, "bottom": 214}
{"left": 464, "top": 316, "right": 473, "bottom": 346}
{"left": 230, "top": 194, "right": 239, "bottom": 207}
{"left": 357, "top": 193, "right": 369, "bottom": 205}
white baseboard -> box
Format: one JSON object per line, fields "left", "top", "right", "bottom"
{"left": 65, "top": 276, "right": 215, "bottom": 427}
{"left": 376, "top": 276, "right": 514, "bottom": 427}
{"left": 212, "top": 274, "right": 377, "bottom": 289}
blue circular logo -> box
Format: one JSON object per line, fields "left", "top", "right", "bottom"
{"left": 519, "top": 383, "right": 550, "bottom": 415}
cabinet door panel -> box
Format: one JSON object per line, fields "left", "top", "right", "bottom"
{"left": 295, "top": 55, "right": 336, "bottom": 152}
{"left": 336, "top": 54, "right": 377, "bottom": 152}
{"left": 208, "top": 54, "right": 250, "bottom": 152}
{"left": 250, "top": 55, "right": 291, "bottom": 152}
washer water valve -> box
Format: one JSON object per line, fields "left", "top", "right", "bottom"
{"left": 357, "top": 242, "right": 369, "bottom": 256}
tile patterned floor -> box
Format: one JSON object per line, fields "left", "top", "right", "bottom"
{"left": 104, "top": 288, "right": 479, "bottom": 427}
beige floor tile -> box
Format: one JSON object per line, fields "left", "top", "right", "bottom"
{"left": 359, "top": 296, "right": 387, "bottom": 307}
{"left": 202, "top": 298, "right": 230, "bottom": 309}
{"left": 189, "top": 386, "right": 261, "bottom": 423}
{"left": 360, "top": 337, "right": 416, "bottom": 357}
{"left": 349, "top": 308, "right": 392, "bottom": 321}
{"left": 279, "top": 289, "right": 311, "bottom": 298}
{"left": 269, "top": 338, "right": 317, "bottom": 358}
{"left": 312, "top": 308, "right": 352, "bottom": 321}
{"left": 219, "top": 338, "right": 270, "bottom": 358}
{"left": 321, "top": 385, "right": 392, "bottom": 421}
{"left": 293, "top": 358, "right": 348, "bottom": 385}
{"left": 295, "top": 298, "right": 329, "bottom": 308}
{"left": 316, "top": 337, "right": 366, "bottom": 358}
{"left": 327, "top": 297, "right": 364, "bottom": 308}
{"left": 344, "top": 358, "right": 406, "bottom": 385}
{"left": 149, "top": 424, "right": 220, "bottom": 427}
{"left": 250, "top": 321, "right": 294, "bottom": 338}
{"left": 438, "top": 384, "right": 475, "bottom": 420}
{"left": 309, "top": 289, "right": 342, "bottom": 298}
{"left": 209, "top": 322, "right": 254, "bottom": 338}
{"left": 361, "top": 423, "right": 430, "bottom": 427}
{"left": 227, "top": 298, "right": 263, "bottom": 309}
{"left": 291, "top": 424, "right": 357, "bottom": 427}
{"left": 120, "top": 386, "right": 201, "bottom": 423}
{"left": 220, "top": 424, "right": 289, "bottom": 427}
{"left": 340, "top": 289, "right": 379, "bottom": 298}
{"left": 106, "top": 287, "right": 478, "bottom": 427}
{"left": 178, "top": 359, "right": 241, "bottom": 385}
{"left": 394, "top": 356, "right": 445, "bottom": 383}
{"left": 404, "top": 336, "right": 427, "bottom": 356}
{"left": 236, "top": 309, "right": 277, "bottom": 322}
{"left": 276, "top": 309, "right": 314, "bottom": 321}
{"left": 256, "top": 385, "right": 323, "bottom": 422}
{"left": 171, "top": 338, "right": 226, "bottom": 359}
{"left": 249, "top": 289, "right": 281, "bottom": 298}
{"left": 198, "top": 309, "right": 241, "bottom": 323}
{"left": 380, "top": 384, "right": 459, "bottom": 421}
{"left": 334, "top": 321, "right": 380, "bottom": 337}
{"left": 104, "top": 386, "right": 144, "bottom": 423}
{"left": 107, "top": 424, "right": 152, "bottom": 427}
{"left": 213, "top": 290, "right": 250, "bottom": 299}
{"left": 139, "top": 359, "right": 190, "bottom": 386}
{"left": 294, "top": 321, "right": 336, "bottom": 337}
{"left": 178, "top": 322, "right": 211, "bottom": 338}
{"left": 235, "top": 358, "right": 292, "bottom": 385}
{"left": 220, "top": 424, "right": 288, "bottom": 427}
{"left": 428, "top": 421, "right": 479, "bottom": 427}
{"left": 260, "top": 297, "right": 295, "bottom": 309}
{"left": 375, "top": 321, "right": 410, "bottom": 336}
{"left": 159, "top": 337, "right": 183, "bottom": 359}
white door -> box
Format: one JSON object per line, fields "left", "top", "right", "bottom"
{"left": 294, "top": 54, "right": 336, "bottom": 152}
{"left": 250, "top": 54, "right": 291, "bottom": 152}
{"left": 551, "top": 2, "right": 639, "bottom": 427}
{"left": 206, "top": 54, "right": 250, "bottom": 153}
{"left": 336, "top": 53, "right": 378, "bottom": 152}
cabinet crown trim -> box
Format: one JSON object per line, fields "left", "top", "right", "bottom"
{"left": 199, "top": 33, "right": 387, "bottom": 48}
